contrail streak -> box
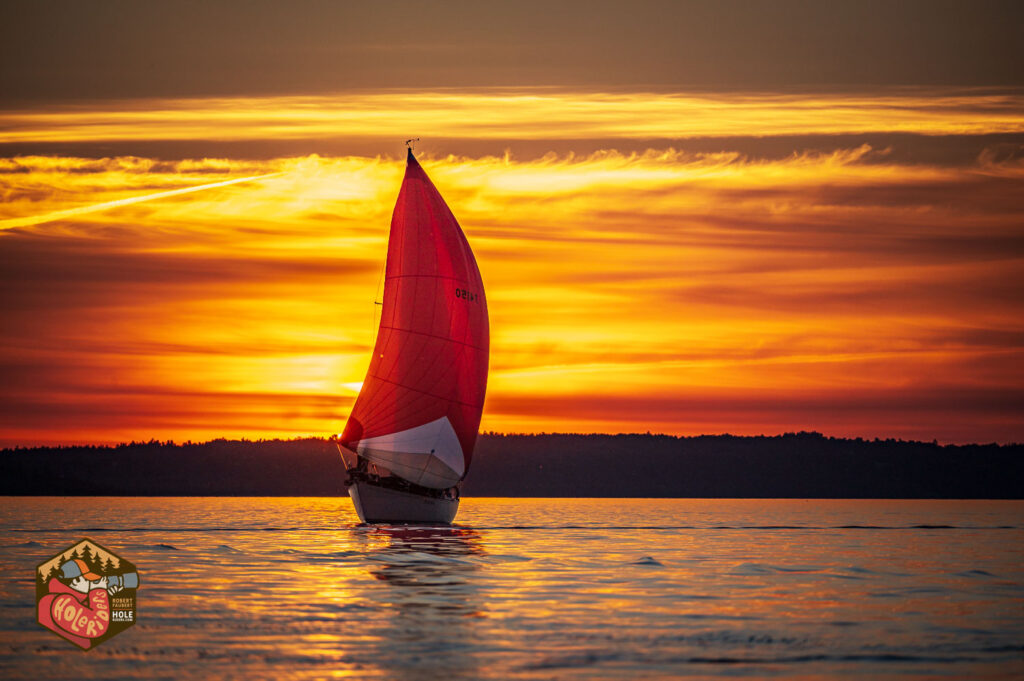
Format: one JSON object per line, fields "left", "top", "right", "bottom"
{"left": 0, "top": 172, "right": 281, "bottom": 230}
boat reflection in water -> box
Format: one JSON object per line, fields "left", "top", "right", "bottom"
{"left": 352, "top": 525, "right": 485, "bottom": 678}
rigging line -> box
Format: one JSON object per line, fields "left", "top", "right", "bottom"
{"left": 370, "top": 246, "right": 386, "bottom": 339}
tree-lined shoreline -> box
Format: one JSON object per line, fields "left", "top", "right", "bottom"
{"left": 2, "top": 432, "right": 1021, "bottom": 498}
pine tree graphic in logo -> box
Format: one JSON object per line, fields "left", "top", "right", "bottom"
{"left": 35, "top": 538, "right": 140, "bottom": 650}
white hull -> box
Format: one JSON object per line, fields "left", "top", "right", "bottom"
{"left": 348, "top": 479, "right": 459, "bottom": 524}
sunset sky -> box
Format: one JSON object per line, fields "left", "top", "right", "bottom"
{"left": 2, "top": 1, "right": 1023, "bottom": 446}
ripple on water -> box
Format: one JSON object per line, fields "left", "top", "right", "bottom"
{"left": 0, "top": 497, "right": 1021, "bottom": 680}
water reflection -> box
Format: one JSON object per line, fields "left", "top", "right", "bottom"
{"left": 353, "top": 526, "right": 486, "bottom": 678}
{"left": 2, "top": 500, "right": 1021, "bottom": 680}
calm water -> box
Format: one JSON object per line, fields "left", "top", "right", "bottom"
{"left": 0, "top": 498, "right": 1022, "bottom": 680}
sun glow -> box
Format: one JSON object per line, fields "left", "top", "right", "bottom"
{"left": 2, "top": 89, "right": 1023, "bottom": 446}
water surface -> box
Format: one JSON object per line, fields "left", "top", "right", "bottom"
{"left": 1, "top": 498, "right": 1022, "bottom": 679}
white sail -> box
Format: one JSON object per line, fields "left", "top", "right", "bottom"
{"left": 353, "top": 416, "right": 465, "bottom": 488}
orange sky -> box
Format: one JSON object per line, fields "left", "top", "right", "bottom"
{"left": 1, "top": 88, "right": 1022, "bottom": 446}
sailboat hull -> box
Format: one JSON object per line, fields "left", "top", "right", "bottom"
{"left": 348, "top": 480, "right": 459, "bottom": 524}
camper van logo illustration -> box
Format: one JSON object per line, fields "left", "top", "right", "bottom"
{"left": 35, "top": 538, "right": 140, "bottom": 650}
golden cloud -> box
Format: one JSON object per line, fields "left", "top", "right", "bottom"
{"left": 2, "top": 90, "right": 1023, "bottom": 147}
{"left": 1, "top": 141, "right": 1022, "bottom": 445}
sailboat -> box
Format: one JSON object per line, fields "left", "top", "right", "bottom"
{"left": 337, "top": 145, "right": 489, "bottom": 524}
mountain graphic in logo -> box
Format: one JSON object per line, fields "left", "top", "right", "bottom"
{"left": 35, "top": 538, "right": 140, "bottom": 650}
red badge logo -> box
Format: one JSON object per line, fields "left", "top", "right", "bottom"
{"left": 35, "top": 538, "right": 140, "bottom": 650}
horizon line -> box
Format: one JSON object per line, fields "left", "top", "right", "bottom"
{"left": 3, "top": 430, "right": 1019, "bottom": 451}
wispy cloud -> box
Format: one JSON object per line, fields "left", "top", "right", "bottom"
{"left": 2, "top": 140, "right": 1022, "bottom": 444}
{"left": 0, "top": 171, "right": 279, "bottom": 230}
{"left": 2, "top": 90, "right": 1023, "bottom": 147}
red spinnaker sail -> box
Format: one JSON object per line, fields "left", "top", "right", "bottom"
{"left": 340, "top": 150, "right": 489, "bottom": 488}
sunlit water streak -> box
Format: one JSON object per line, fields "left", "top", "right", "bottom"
{"left": 1, "top": 498, "right": 1022, "bottom": 680}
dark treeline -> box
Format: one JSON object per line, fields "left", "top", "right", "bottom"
{"left": 1, "top": 432, "right": 1021, "bottom": 498}
{"left": 1, "top": 438, "right": 346, "bottom": 496}
{"left": 466, "top": 433, "right": 1022, "bottom": 498}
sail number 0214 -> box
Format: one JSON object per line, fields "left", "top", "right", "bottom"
{"left": 454, "top": 287, "right": 479, "bottom": 303}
